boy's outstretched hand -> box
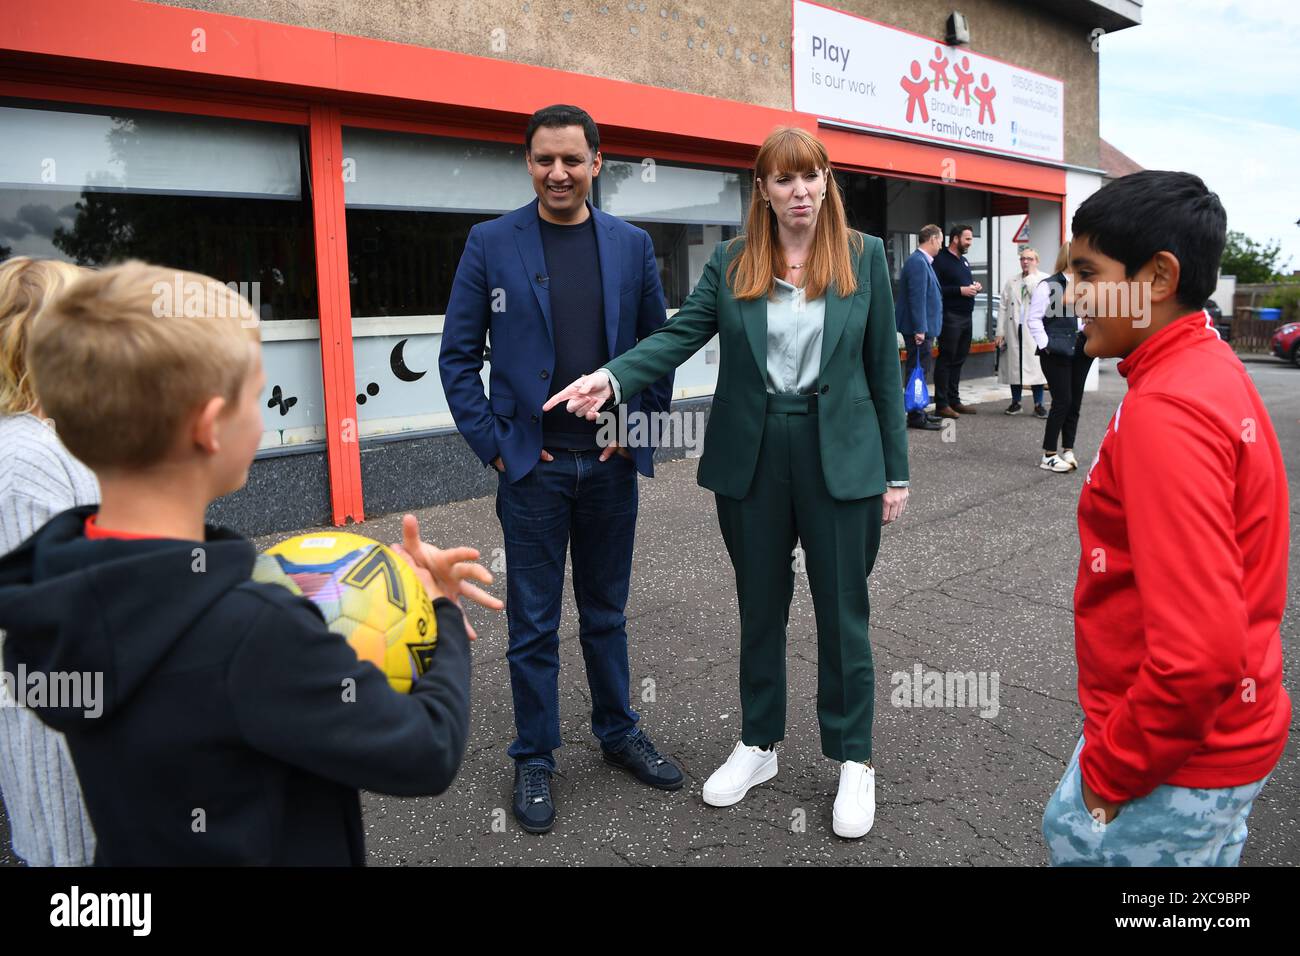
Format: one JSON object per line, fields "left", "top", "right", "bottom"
{"left": 541, "top": 370, "right": 612, "bottom": 421}
{"left": 391, "top": 513, "right": 504, "bottom": 641}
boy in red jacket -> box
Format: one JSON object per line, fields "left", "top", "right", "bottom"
{"left": 1042, "top": 171, "right": 1290, "bottom": 866}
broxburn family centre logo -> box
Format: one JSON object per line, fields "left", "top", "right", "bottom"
{"left": 900, "top": 48, "right": 998, "bottom": 132}
{"left": 792, "top": 1, "right": 1063, "bottom": 163}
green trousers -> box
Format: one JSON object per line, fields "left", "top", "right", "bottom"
{"left": 714, "top": 392, "right": 882, "bottom": 762}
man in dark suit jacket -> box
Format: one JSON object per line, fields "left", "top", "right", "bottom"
{"left": 438, "top": 105, "right": 680, "bottom": 835}
{"left": 930, "top": 224, "right": 984, "bottom": 416}
{"left": 894, "top": 224, "right": 945, "bottom": 430}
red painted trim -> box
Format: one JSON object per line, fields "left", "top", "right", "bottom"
{"left": 0, "top": 0, "right": 1065, "bottom": 200}
{"left": 308, "top": 104, "right": 364, "bottom": 527}
{"left": 340, "top": 111, "right": 520, "bottom": 145}
{"left": 0, "top": 73, "right": 309, "bottom": 124}
{"left": 340, "top": 111, "right": 760, "bottom": 171}
{"left": 330, "top": 31, "right": 803, "bottom": 166}
{"left": 818, "top": 125, "right": 1063, "bottom": 198}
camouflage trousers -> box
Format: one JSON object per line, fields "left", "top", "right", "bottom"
{"left": 1042, "top": 734, "right": 1270, "bottom": 867}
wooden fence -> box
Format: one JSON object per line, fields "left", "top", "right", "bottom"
{"left": 1232, "top": 283, "right": 1298, "bottom": 353}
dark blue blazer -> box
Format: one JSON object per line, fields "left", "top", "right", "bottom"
{"left": 894, "top": 249, "right": 943, "bottom": 338}
{"left": 439, "top": 198, "right": 674, "bottom": 483}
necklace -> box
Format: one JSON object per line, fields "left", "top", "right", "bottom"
{"left": 789, "top": 262, "right": 806, "bottom": 269}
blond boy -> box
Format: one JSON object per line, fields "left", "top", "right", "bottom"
{"left": 0, "top": 262, "right": 499, "bottom": 865}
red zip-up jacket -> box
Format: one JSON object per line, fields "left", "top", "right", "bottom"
{"left": 1075, "top": 310, "right": 1290, "bottom": 803}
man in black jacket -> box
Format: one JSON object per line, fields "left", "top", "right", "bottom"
{"left": 931, "top": 224, "right": 983, "bottom": 417}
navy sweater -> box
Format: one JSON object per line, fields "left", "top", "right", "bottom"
{"left": 539, "top": 216, "right": 607, "bottom": 449}
{"left": 933, "top": 247, "right": 975, "bottom": 319}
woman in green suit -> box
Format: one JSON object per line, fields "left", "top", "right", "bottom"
{"left": 544, "top": 127, "right": 910, "bottom": 838}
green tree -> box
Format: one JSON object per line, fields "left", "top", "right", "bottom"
{"left": 1220, "top": 230, "right": 1291, "bottom": 284}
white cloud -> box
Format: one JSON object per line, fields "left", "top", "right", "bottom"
{"left": 1100, "top": 0, "right": 1300, "bottom": 269}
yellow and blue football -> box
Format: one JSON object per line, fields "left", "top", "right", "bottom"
{"left": 252, "top": 532, "right": 437, "bottom": 693}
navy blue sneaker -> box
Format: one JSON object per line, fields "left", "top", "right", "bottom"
{"left": 602, "top": 729, "right": 684, "bottom": 791}
{"left": 513, "top": 762, "right": 556, "bottom": 834}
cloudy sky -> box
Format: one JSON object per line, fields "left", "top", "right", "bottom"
{"left": 1099, "top": 0, "right": 1300, "bottom": 273}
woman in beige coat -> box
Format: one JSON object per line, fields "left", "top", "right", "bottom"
{"left": 996, "top": 247, "right": 1048, "bottom": 416}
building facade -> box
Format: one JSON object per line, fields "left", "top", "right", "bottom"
{"left": 0, "top": 0, "right": 1141, "bottom": 534}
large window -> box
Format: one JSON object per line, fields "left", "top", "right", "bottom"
{"left": 341, "top": 128, "right": 534, "bottom": 438}
{"left": 599, "top": 159, "right": 742, "bottom": 400}
{"left": 882, "top": 178, "right": 942, "bottom": 282}
{"left": 0, "top": 100, "right": 323, "bottom": 451}
{"left": 944, "top": 186, "right": 993, "bottom": 339}
{"left": 878, "top": 178, "right": 997, "bottom": 340}
{"left": 337, "top": 139, "right": 750, "bottom": 437}
{"left": 0, "top": 103, "right": 314, "bottom": 319}
{"left": 600, "top": 159, "right": 743, "bottom": 309}
{"left": 344, "top": 129, "right": 534, "bottom": 319}
{"left": 838, "top": 170, "right": 886, "bottom": 241}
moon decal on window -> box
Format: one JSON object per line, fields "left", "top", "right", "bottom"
{"left": 389, "top": 338, "right": 427, "bottom": 382}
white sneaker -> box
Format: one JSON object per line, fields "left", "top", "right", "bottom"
{"left": 1060, "top": 450, "right": 1079, "bottom": 470}
{"left": 702, "top": 742, "right": 778, "bottom": 807}
{"left": 1039, "top": 453, "right": 1072, "bottom": 473}
{"left": 832, "top": 761, "right": 876, "bottom": 838}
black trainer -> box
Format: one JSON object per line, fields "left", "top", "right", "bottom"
{"left": 602, "top": 729, "right": 685, "bottom": 790}
{"left": 1034, "top": 404, "right": 1049, "bottom": 419}
{"left": 1004, "top": 401, "right": 1023, "bottom": 415}
{"left": 513, "top": 762, "right": 556, "bottom": 834}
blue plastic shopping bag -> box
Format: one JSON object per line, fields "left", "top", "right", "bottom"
{"left": 904, "top": 352, "right": 929, "bottom": 412}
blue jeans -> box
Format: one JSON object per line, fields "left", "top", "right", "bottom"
{"left": 1010, "top": 384, "right": 1045, "bottom": 405}
{"left": 1042, "top": 734, "right": 1270, "bottom": 866}
{"left": 495, "top": 450, "right": 641, "bottom": 770}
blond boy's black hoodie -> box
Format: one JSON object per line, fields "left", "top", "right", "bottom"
{"left": 0, "top": 506, "right": 471, "bottom": 865}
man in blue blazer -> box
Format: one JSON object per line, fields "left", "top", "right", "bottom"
{"left": 894, "top": 223, "right": 945, "bottom": 430}
{"left": 439, "top": 105, "right": 680, "bottom": 834}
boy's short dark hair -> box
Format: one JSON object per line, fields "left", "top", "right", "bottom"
{"left": 948, "top": 224, "right": 972, "bottom": 243}
{"left": 1071, "top": 170, "right": 1227, "bottom": 310}
{"left": 525, "top": 104, "right": 600, "bottom": 155}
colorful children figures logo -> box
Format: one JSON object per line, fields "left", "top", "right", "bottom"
{"left": 928, "top": 46, "right": 951, "bottom": 91}
{"left": 900, "top": 61, "right": 930, "bottom": 123}
{"left": 901, "top": 50, "right": 996, "bottom": 129}
{"left": 952, "top": 56, "right": 976, "bottom": 106}
{"left": 974, "top": 74, "right": 997, "bottom": 124}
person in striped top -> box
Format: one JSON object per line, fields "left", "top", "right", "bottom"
{"left": 0, "top": 256, "right": 99, "bottom": 866}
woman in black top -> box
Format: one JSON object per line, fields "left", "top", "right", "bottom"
{"left": 1025, "top": 243, "right": 1095, "bottom": 473}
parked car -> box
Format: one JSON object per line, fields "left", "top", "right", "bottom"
{"left": 1205, "top": 298, "right": 1231, "bottom": 343}
{"left": 1271, "top": 322, "right": 1300, "bottom": 367}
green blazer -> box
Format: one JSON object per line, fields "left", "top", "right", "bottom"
{"left": 605, "top": 233, "right": 909, "bottom": 501}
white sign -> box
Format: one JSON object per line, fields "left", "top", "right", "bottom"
{"left": 792, "top": 0, "right": 1064, "bottom": 163}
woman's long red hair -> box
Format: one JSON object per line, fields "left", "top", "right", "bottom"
{"left": 726, "top": 126, "right": 862, "bottom": 301}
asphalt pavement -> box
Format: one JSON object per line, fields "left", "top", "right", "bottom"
{"left": 289, "top": 355, "right": 1300, "bottom": 866}
{"left": 2, "top": 354, "right": 1294, "bottom": 867}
